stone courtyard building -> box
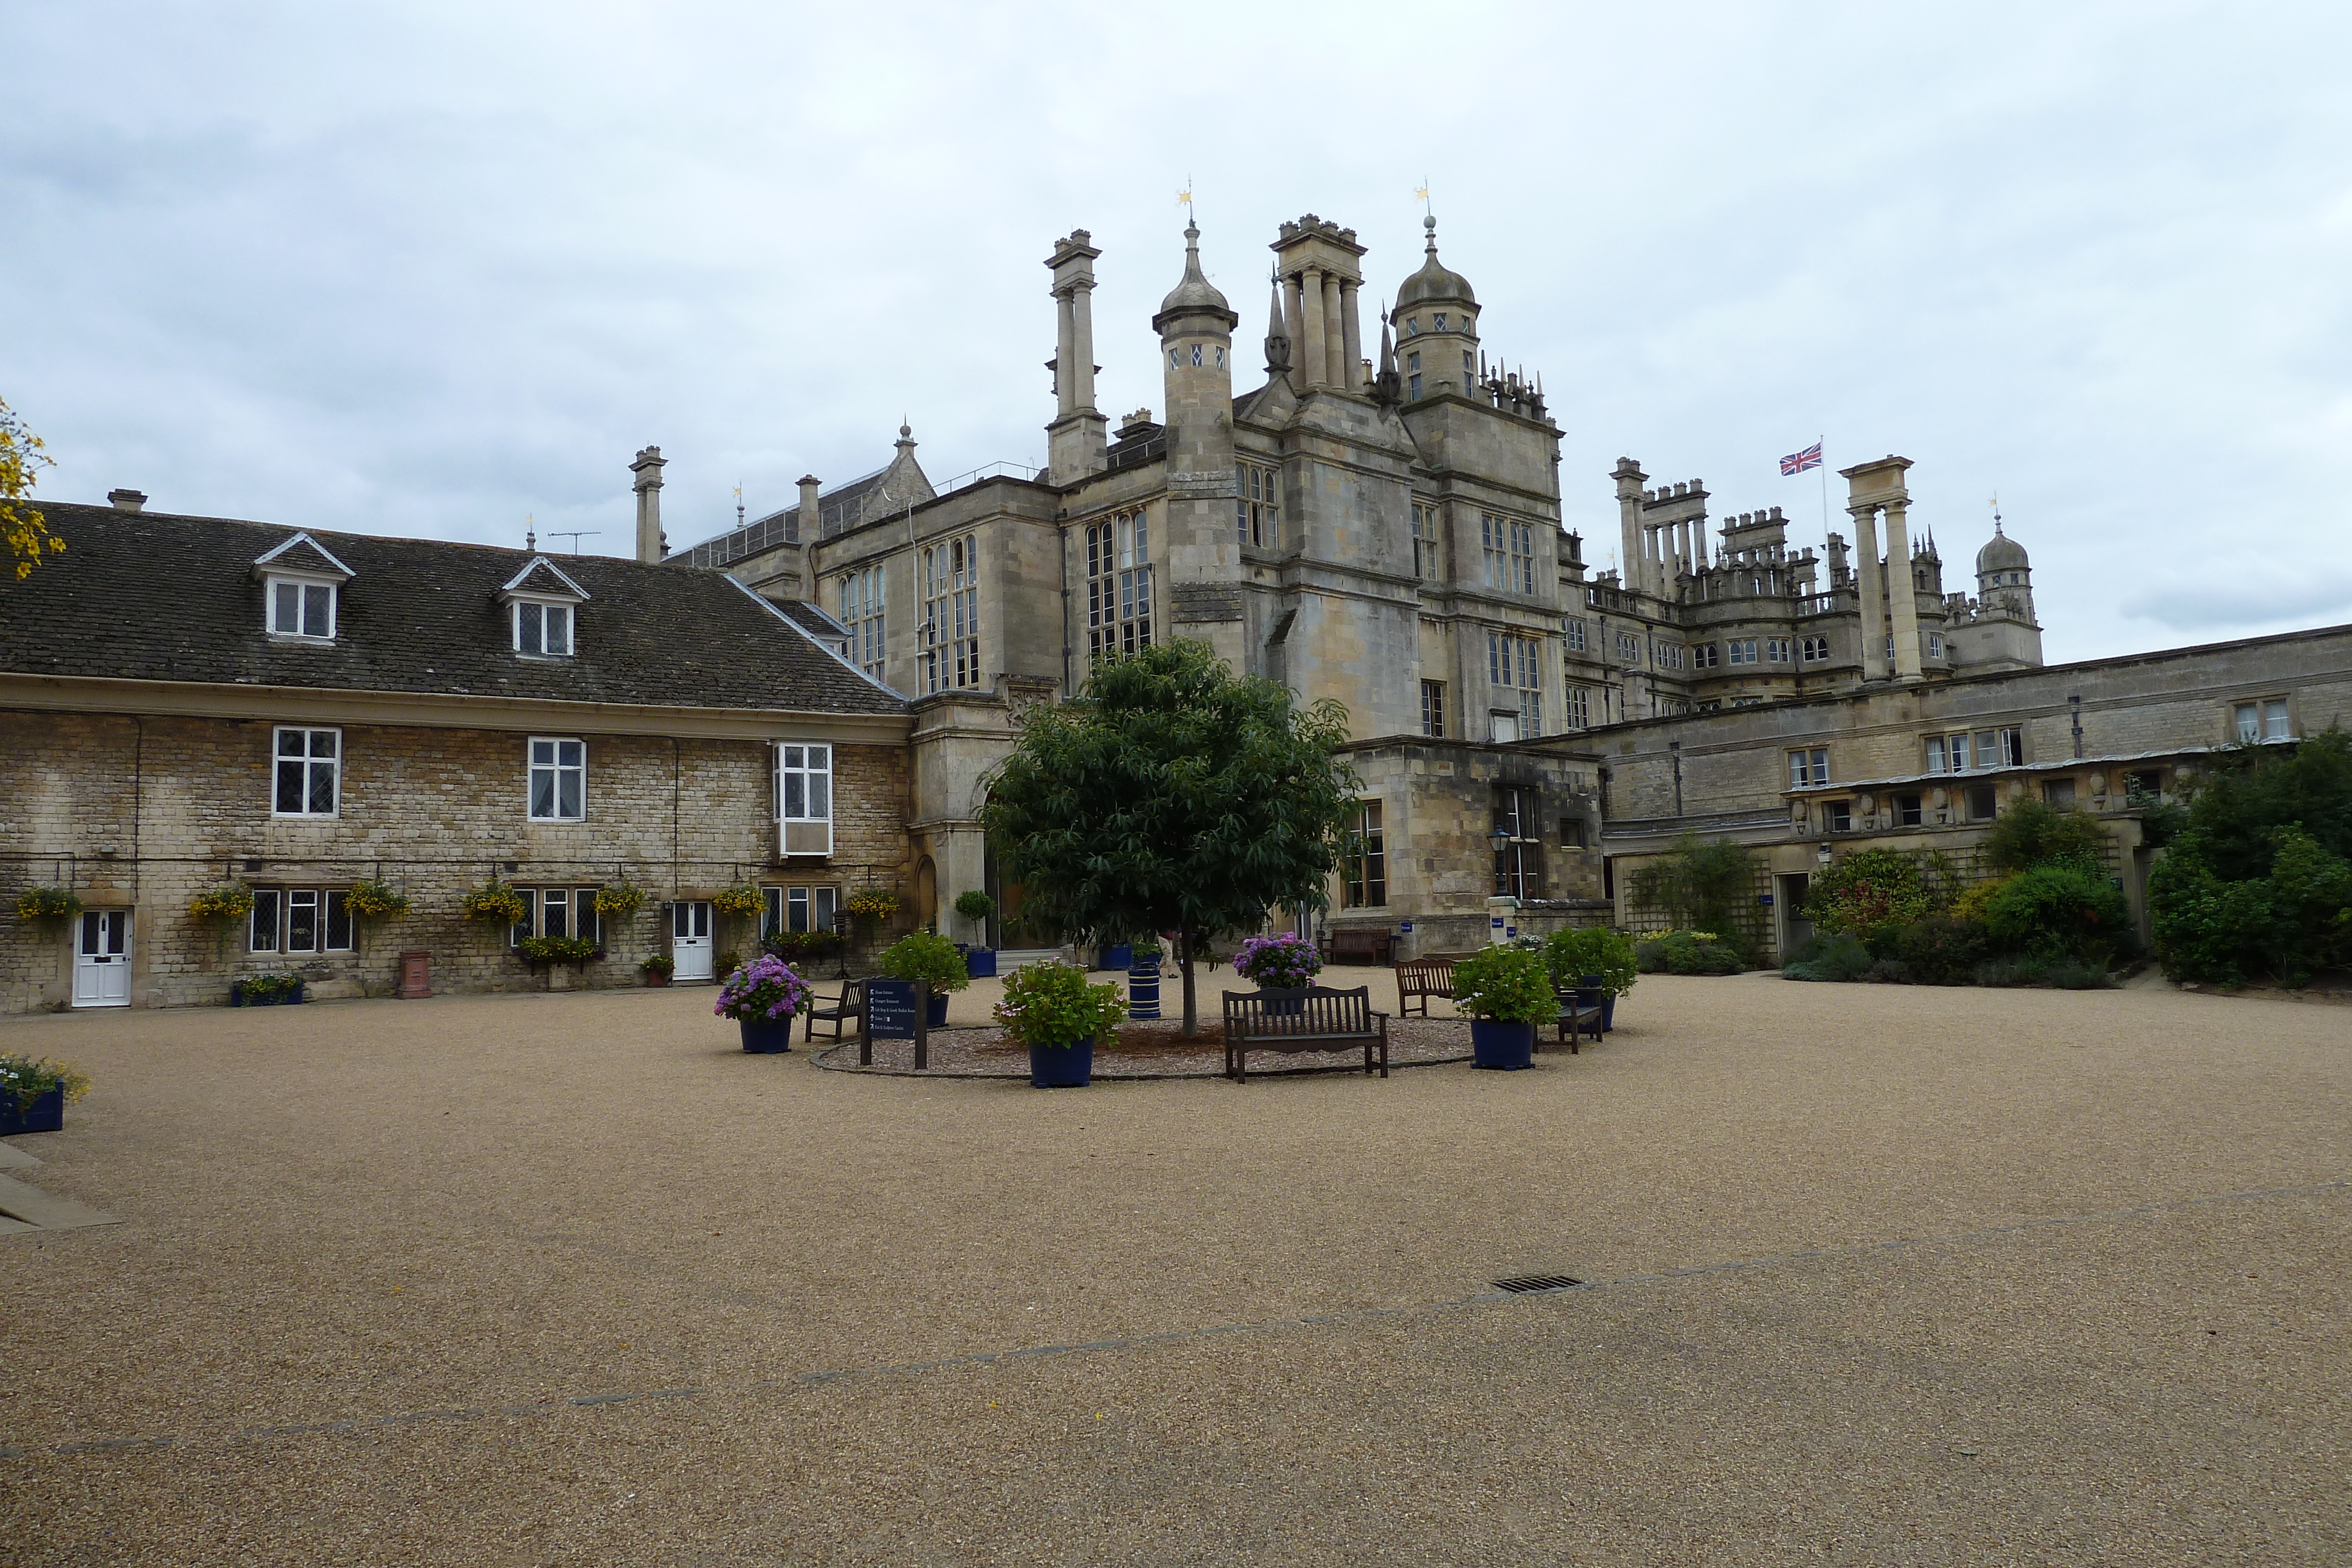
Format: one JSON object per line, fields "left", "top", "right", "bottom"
{"left": 0, "top": 500, "right": 907, "bottom": 1012}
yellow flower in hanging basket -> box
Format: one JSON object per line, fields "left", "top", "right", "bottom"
{"left": 345, "top": 878, "right": 411, "bottom": 921}
{"left": 593, "top": 880, "right": 646, "bottom": 917}
{"left": 711, "top": 883, "right": 765, "bottom": 918}
{"left": 189, "top": 882, "right": 256, "bottom": 925}
{"left": 460, "top": 880, "right": 527, "bottom": 925}
{"left": 15, "top": 887, "right": 83, "bottom": 925}
{"left": 845, "top": 888, "right": 900, "bottom": 922}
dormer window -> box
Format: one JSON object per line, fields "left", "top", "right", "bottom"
{"left": 496, "top": 556, "right": 592, "bottom": 660}
{"left": 513, "top": 600, "right": 573, "bottom": 656}
{"left": 252, "top": 531, "right": 356, "bottom": 643}
{"left": 268, "top": 577, "right": 336, "bottom": 639}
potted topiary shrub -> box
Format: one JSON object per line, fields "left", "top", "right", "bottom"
{"left": 713, "top": 954, "right": 813, "bottom": 1053}
{"left": 1541, "top": 927, "right": 1639, "bottom": 1032}
{"left": 1234, "top": 932, "right": 1322, "bottom": 1015}
{"left": 639, "top": 953, "right": 674, "bottom": 987}
{"left": 0, "top": 1055, "right": 91, "bottom": 1135}
{"left": 994, "top": 958, "right": 1128, "bottom": 1089}
{"left": 954, "top": 891, "right": 998, "bottom": 977}
{"left": 873, "top": 931, "right": 969, "bottom": 1030}
{"left": 1451, "top": 943, "right": 1557, "bottom": 1070}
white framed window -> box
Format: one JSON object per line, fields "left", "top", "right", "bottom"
{"left": 1481, "top": 513, "right": 1536, "bottom": 594}
{"left": 777, "top": 743, "right": 833, "bottom": 857}
{"left": 1653, "top": 640, "right": 1683, "bottom": 670}
{"left": 1488, "top": 632, "right": 1542, "bottom": 737}
{"left": 1086, "top": 509, "right": 1154, "bottom": 660}
{"left": 1563, "top": 617, "right": 1587, "bottom": 653}
{"left": 249, "top": 887, "right": 353, "bottom": 953}
{"left": 1728, "top": 638, "right": 1759, "bottom": 666}
{"left": 1343, "top": 800, "right": 1387, "bottom": 908}
{"left": 1800, "top": 635, "right": 1830, "bottom": 661}
{"left": 1766, "top": 637, "right": 1791, "bottom": 663}
{"left": 1421, "top": 680, "right": 1445, "bottom": 738}
{"left": 266, "top": 576, "right": 338, "bottom": 640}
{"left": 1926, "top": 728, "right": 2022, "bottom": 773}
{"left": 1237, "top": 461, "right": 1279, "bottom": 547}
{"left": 838, "top": 567, "right": 886, "bottom": 679}
{"left": 920, "top": 535, "right": 981, "bottom": 694}
{"left": 508, "top": 888, "right": 600, "bottom": 947}
{"left": 512, "top": 599, "right": 574, "bottom": 657}
{"left": 1564, "top": 686, "right": 1590, "bottom": 729}
{"left": 2234, "top": 698, "right": 2291, "bottom": 743}
{"left": 1616, "top": 630, "right": 1641, "bottom": 664}
{"left": 1926, "top": 633, "right": 1945, "bottom": 659}
{"left": 528, "top": 737, "right": 585, "bottom": 821}
{"left": 1693, "top": 643, "right": 1720, "bottom": 669}
{"left": 1412, "top": 502, "right": 1442, "bottom": 581}
{"left": 1787, "top": 747, "right": 1829, "bottom": 789}
{"left": 273, "top": 727, "right": 340, "bottom": 817}
{"left": 761, "top": 884, "right": 841, "bottom": 939}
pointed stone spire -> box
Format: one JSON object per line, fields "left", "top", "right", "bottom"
{"left": 1371, "top": 303, "right": 1402, "bottom": 407}
{"left": 1264, "top": 272, "right": 1291, "bottom": 377}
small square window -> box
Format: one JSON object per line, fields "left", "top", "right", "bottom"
{"left": 1966, "top": 784, "right": 1999, "bottom": 821}
{"left": 1896, "top": 793, "right": 1923, "bottom": 827}
{"left": 1826, "top": 800, "right": 1853, "bottom": 833}
{"left": 273, "top": 727, "right": 340, "bottom": 817}
{"left": 268, "top": 578, "right": 336, "bottom": 639}
{"left": 528, "top": 737, "right": 586, "bottom": 821}
{"left": 515, "top": 600, "right": 574, "bottom": 657}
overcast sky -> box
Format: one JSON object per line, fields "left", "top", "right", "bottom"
{"left": 8, "top": 1, "right": 2348, "bottom": 663}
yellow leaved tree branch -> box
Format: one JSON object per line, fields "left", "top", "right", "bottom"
{"left": 1, "top": 396, "right": 64, "bottom": 580}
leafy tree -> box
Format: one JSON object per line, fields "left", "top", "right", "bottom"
{"left": 977, "top": 640, "right": 1359, "bottom": 1035}
{"left": 2, "top": 397, "right": 64, "bottom": 580}
{"left": 1979, "top": 864, "right": 2133, "bottom": 965}
{"left": 2149, "top": 728, "right": 2352, "bottom": 986}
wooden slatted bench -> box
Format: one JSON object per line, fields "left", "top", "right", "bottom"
{"left": 1323, "top": 928, "right": 1395, "bottom": 966}
{"left": 1222, "top": 986, "right": 1390, "bottom": 1082}
{"left": 803, "top": 978, "right": 865, "bottom": 1044}
{"left": 1552, "top": 990, "right": 1603, "bottom": 1055}
{"left": 1395, "top": 955, "right": 1462, "bottom": 1018}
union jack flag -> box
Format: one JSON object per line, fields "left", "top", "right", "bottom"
{"left": 1780, "top": 442, "right": 1823, "bottom": 476}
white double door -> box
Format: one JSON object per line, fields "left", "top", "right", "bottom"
{"left": 74, "top": 910, "right": 132, "bottom": 1008}
{"left": 671, "top": 901, "right": 714, "bottom": 982}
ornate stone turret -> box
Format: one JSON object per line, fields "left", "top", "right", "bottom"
{"left": 1270, "top": 214, "right": 1367, "bottom": 394}
{"left": 1154, "top": 221, "right": 1244, "bottom": 670}
{"left": 1393, "top": 215, "right": 1478, "bottom": 401}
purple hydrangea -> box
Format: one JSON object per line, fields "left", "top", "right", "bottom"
{"left": 714, "top": 954, "right": 811, "bottom": 1023}
{"left": 1234, "top": 932, "right": 1322, "bottom": 988}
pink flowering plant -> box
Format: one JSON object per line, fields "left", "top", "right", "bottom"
{"left": 713, "top": 953, "right": 812, "bottom": 1024}
{"left": 1234, "top": 932, "right": 1321, "bottom": 988}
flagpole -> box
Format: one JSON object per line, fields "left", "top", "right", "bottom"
{"left": 1817, "top": 430, "right": 1829, "bottom": 540}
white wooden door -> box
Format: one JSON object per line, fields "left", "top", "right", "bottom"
{"left": 73, "top": 910, "right": 132, "bottom": 1008}
{"left": 671, "top": 901, "right": 713, "bottom": 981}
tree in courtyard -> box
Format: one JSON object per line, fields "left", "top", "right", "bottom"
{"left": 2, "top": 397, "right": 65, "bottom": 580}
{"left": 977, "top": 640, "right": 1359, "bottom": 1036}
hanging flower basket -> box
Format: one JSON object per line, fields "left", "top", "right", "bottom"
{"left": 344, "top": 877, "right": 410, "bottom": 922}
{"left": 460, "top": 880, "right": 527, "bottom": 925}
{"left": 15, "top": 887, "right": 83, "bottom": 928}
{"left": 845, "top": 888, "right": 900, "bottom": 924}
{"left": 593, "top": 880, "right": 647, "bottom": 918}
{"left": 711, "top": 883, "right": 765, "bottom": 919}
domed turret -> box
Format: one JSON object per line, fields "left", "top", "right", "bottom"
{"left": 1975, "top": 516, "right": 2036, "bottom": 624}
{"left": 1976, "top": 528, "right": 2028, "bottom": 577}
{"left": 1392, "top": 216, "right": 1478, "bottom": 400}
{"left": 1158, "top": 222, "right": 1231, "bottom": 317}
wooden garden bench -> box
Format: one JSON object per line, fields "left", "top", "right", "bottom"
{"left": 1222, "top": 985, "right": 1391, "bottom": 1082}
{"left": 803, "top": 978, "right": 865, "bottom": 1044}
{"left": 1551, "top": 990, "right": 1603, "bottom": 1055}
{"left": 1395, "top": 956, "right": 1461, "bottom": 1018}
{"left": 1323, "top": 928, "right": 1395, "bottom": 966}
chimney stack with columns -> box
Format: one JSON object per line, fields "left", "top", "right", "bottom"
{"left": 1044, "top": 230, "right": 1108, "bottom": 482}
{"left": 1841, "top": 455, "right": 1920, "bottom": 681}
{"left": 630, "top": 446, "right": 666, "bottom": 564}
{"left": 797, "top": 474, "right": 822, "bottom": 604}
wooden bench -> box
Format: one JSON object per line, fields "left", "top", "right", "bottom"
{"left": 1551, "top": 990, "right": 1603, "bottom": 1055}
{"left": 1222, "top": 986, "right": 1390, "bottom": 1082}
{"left": 1323, "top": 928, "right": 1395, "bottom": 966}
{"left": 803, "top": 978, "right": 865, "bottom": 1044}
{"left": 1395, "top": 955, "right": 1464, "bottom": 1018}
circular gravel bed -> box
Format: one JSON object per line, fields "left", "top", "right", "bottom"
{"left": 811, "top": 1016, "right": 1481, "bottom": 1078}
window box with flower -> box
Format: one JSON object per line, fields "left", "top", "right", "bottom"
{"left": 0, "top": 1054, "right": 91, "bottom": 1135}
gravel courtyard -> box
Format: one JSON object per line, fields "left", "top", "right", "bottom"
{"left": 2, "top": 974, "right": 2346, "bottom": 1565}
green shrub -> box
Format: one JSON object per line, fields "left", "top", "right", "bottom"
{"left": 1780, "top": 933, "right": 1873, "bottom": 982}
{"left": 1634, "top": 931, "right": 1745, "bottom": 975}
{"left": 1805, "top": 848, "right": 1933, "bottom": 944}
{"left": 878, "top": 931, "right": 973, "bottom": 992}
{"left": 1980, "top": 864, "right": 2132, "bottom": 965}
{"left": 1984, "top": 798, "right": 2110, "bottom": 875}
{"left": 1973, "top": 955, "right": 2114, "bottom": 989}
{"left": 1890, "top": 914, "right": 1993, "bottom": 986}
{"left": 1541, "top": 927, "right": 1638, "bottom": 997}
{"left": 1449, "top": 944, "right": 1559, "bottom": 1024}
{"left": 993, "top": 959, "right": 1126, "bottom": 1048}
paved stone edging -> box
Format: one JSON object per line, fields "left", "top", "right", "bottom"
{"left": 5, "top": 1175, "right": 2340, "bottom": 1463}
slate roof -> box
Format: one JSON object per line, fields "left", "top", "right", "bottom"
{"left": 0, "top": 503, "right": 905, "bottom": 717}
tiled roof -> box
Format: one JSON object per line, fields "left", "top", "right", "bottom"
{"left": 0, "top": 503, "right": 905, "bottom": 717}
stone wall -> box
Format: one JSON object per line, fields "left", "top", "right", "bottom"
{"left": 0, "top": 711, "right": 909, "bottom": 1012}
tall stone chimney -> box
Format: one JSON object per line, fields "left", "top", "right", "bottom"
{"left": 797, "top": 474, "right": 822, "bottom": 605}
{"left": 630, "top": 446, "right": 666, "bottom": 564}
{"left": 108, "top": 489, "right": 147, "bottom": 514}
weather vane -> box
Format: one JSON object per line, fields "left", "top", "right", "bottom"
{"left": 1416, "top": 180, "right": 1432, "bottom": 218}
{"left": 1177, "top": 176, "right": 1194, "bottom": 219}
{"left": 735, "top": 482, "right": 745, "bottom": 529}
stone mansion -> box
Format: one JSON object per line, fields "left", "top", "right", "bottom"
{"left": 4, "top": 210, "right": 2346, "bottom": 1009}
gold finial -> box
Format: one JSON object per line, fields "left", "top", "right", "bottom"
{"left": 1177, "top": 176, "right": 1193, "bottom": 212}
{"left": 1416, "top": 180, "right": 1432, "bottom": 217}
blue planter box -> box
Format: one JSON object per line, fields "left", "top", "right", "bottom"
{"left": 1127, "top": 961, "right": 1161, "bottom": 1021}
{"left": 1029, "top": 1039, "right": 1094, "bottom": 1088}
{"left": 738, "top": 1019, "right": 794, "bottom": 1054}
{"left": 0, "top": 1086, "right": 65, "bottom": 1136}
{"left": 1575, "top": 978, "right": 1618, "bottom": 1033}
{"left": 965, "top": 948, "right": 998, "bottom": 979}
{"left": 1470, "top": 1019, "right": 1535, "bottom": 1071}
{"left": 1097, "top": 944, "right": 1133, "bottom": 972}
{"left": 1254, "top": 984, "right": 1311, "bottom": 1017}
{"left": 230, "top": 981, "right": 306, "bottom": 1007}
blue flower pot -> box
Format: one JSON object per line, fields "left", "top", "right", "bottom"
{"left": 1127, "top": 961, "right": 1161, "bottom": 1020}
{"left": 0, "top": 1086, "right": 65, "bottom": 1136}
{"left": 1029, "top": 1039, "right": 1094, "bottom": 1088}
{"left": 1097, "top": 944, "right": 1133, "bottom": 972}
{"left": 1254, "top": 984, "right": 1311, "bottom": 1017}
{"left": 1575, "top": 977, "right": 1617, "bottom": 1033}
{"left": 965, "top": 948, "right": 998, "bottom": 979}
{"left": 739, "top": 1019, "right": 794, "bottom": 1054}
{"left": 1470, "top": 1019, "right": 1535, "bottom": 1071}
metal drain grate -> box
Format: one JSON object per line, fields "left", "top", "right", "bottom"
{"left": 1491, "top": 1274, "right": 1583, "bottom": 1294}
